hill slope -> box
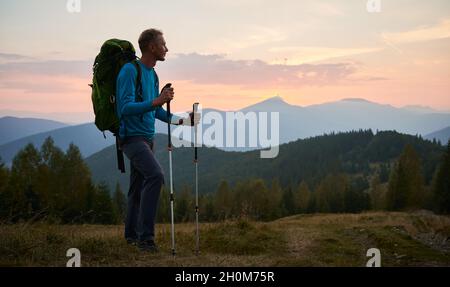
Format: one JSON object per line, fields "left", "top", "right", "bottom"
{"left": 425, "top": 126, "right": 450, "bottom": 146}
{"left": 0, "top": 123, "right": 115, "bottom": 165}
{"left": 85, "top": 130, "right": 445, "bottom": 194}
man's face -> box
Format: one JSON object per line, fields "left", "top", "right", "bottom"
{"left": 149, "top": 35, "right": 168, "bottom": 61}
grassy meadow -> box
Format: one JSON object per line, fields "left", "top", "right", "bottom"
{"left": 1, "top": 211, "right": 449, "bottom": 267}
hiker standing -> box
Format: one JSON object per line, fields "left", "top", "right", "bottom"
{"left": 116, "top": 29, "right": 199, "bottom": 252}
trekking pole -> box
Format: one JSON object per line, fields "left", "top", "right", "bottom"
{"left": 165, "top": 84, "right": 176, "bottom": 256}
{"left": 192, "top": 103, "right": 200, "bottom": 255}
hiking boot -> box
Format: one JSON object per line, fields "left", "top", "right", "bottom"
{"left": 126, "top": 238, "right": 138, "bottom": 246}
{"left": 138, "top": 240, "right": 159, "bottom": 253}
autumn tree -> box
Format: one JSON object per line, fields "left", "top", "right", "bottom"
{"left": 386, "top": 144, "right": 425, "bottom": 210}
{"left": 113, "top": 182, "right": 126, "bottom": 223}
{"left": 295, "top": 181, "right": 311, "bottom": 214}
{"left": 432, "top": 140, "right": 450, "bottom": 214}
{"left": 215, "top": 180, "right": 232, "bottom": 220}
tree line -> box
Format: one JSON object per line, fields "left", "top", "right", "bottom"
{"left": 0, "top": 137, "right": 126, "bottom": 224}
{"left": 0, "top": 136, "right": 448, "bottom": 224}
{"left": 159, "top": 140, "right": 450, "bottom": 222}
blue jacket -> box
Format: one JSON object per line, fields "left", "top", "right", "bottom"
{"left": 116, "top": 60, "right": 175, "bottom": 141}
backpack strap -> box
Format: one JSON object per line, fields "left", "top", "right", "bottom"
{"left": 115, "top": 59, "right": 141, "bottom": 174}
{"left": 115, "top": 135, "right": 125, "bottom": 173}
{"left": 132, "top": 60, "right": 144, "bottom": 123}
{"left": 153, "top": 69, "right": 159, "bottom": 93}
{"left": 132, "top": 60, "right": 143, "bottom": 102}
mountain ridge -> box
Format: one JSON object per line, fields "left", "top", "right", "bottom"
{"left": 2, "top": 97, "right": 449, "bottom": 165}
{"left": 0, "top": 116, "right": 69, "bottom": 145}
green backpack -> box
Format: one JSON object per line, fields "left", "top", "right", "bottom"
{"left": 90, "top": 39, "right": 143, "bottom": 173}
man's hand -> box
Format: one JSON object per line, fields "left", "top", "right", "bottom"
{"left": 152, "top": 84, "right": 174, "bottom": 107}
{"left": 179, "top": 111, "right": 201, "bottom": 126}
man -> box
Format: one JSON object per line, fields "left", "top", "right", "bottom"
{"left": 116, "top": 28, "right": 199, "bottom": 252}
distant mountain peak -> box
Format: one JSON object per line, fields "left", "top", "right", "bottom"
{"left": 261, "top": 95, "right": 287, "bottom": 104}
{"left": 241, "top": 95, "right": 293, "bottom": 111}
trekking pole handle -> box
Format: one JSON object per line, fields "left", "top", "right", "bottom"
{"left": 167, "top": 101, "right": 172, "bottom": 149}
{"left": 164, "top": 83, "right": 172, "bottom": 148}
{"left": 193, "top": 102, "right": 199, "bottom": 161}
{"left": 192, "top": 102, "right": 199, "bottom": 125}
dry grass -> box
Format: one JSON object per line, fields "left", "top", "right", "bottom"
{"left": 1, "top": 212, "right": 449, "bottom": 267}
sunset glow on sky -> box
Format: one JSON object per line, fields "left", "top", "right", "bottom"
{"left": 0, "top": 0, "right": 449, "bottom": 122}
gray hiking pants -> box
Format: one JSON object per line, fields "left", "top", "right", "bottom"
{"left": 121, "top": 136, "right": 164, "bottom": 242}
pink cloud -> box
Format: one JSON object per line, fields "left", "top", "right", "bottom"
{"left": 159, "top": 53, "right": 357, "bottom": 88}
